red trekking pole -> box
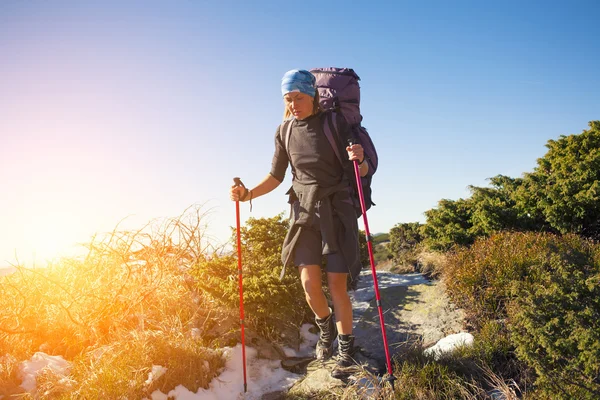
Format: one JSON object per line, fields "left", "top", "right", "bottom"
{"left": 349, "top": 144, "right": 396, "bottom": 387}
{"left": 233, "top": 177, "right": 248, "bottom": 393}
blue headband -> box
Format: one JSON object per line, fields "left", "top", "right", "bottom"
{"left": 281, "top": 69, "right": 316, "bottom": 97}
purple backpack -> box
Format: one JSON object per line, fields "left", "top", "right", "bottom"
{"left": 311, "top": 67, "right": 378, "bottom": 215}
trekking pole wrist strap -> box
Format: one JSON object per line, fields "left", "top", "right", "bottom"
{"left": 240, "top": 189, "right": 253, "bottom": 212}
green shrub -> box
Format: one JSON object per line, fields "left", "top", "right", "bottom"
{"left": 423, "top": 198, "right": 474, "bottom": 251}
{"left": 373, "top": 243, "right": 392, "bottom": 265}
{"left": 444, "top": 231, "right": 600, "bottom": 398}
{"left": 372, "top": 233, "right": 390, "bottom": 244}
{"left": 422, "top": 121, "right": 600, "bottom": 250}
{"left": 442, "top": 231, "right": 588, "bottom": 327}
{"left": 519, "top": 120, "right": 600, "bottom": 239}
{"left": 508, "top": 253, "right": 600, "bottom": 399}
{"left": 193, "top": 214, "right": 311, "bottom": 340}
{"left": 386, "top": 222, "right": 422, "bottom": 272}
{"left": 358, "top": 229, "right": 370, "bottom": 267}
{"left": 422, "top": 175, "right": 548, "bottom": 252}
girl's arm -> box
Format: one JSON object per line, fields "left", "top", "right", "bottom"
{"left": 230, "top": 173, "right": 282, "bottom": 202}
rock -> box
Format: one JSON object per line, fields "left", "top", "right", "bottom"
{"left": 424, "top": 332, "right": 474, "bottom": 359}
{"left": 249, "top": 335, "right": 286, "bottom": 360}
{"left": 289, "top": 361, "right": 344, "bottom": 395}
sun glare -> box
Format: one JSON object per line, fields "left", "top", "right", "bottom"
{"left": 3, "top": 209, "right": 90, "bottom": 268}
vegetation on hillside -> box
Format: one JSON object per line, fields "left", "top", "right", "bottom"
{"left": 2, "top": 121, "right": 599, "bottom": 399}
{"left": 383, "top": 121, "right": 600, "bottom": 399}
{"left": 0, "top": 207, "right": 225, "bottom": 398}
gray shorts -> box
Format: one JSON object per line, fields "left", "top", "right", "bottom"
{"left": 292, "top": 201, "right": 349, "bottom": 274}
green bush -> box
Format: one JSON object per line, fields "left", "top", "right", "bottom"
{"left": 469, "top": 175, "right": 544, "bottom": 237}
{"left": 443, "top": 231, "right": 588, "bottom": 327}
{"left": 423, "top": 198, "right": 474, "bottom": 251}
{"left": 358, "top": 229, "right": 369, "bottom": 267}
{"left": 509, "top": 252, "right": 600, "bottom": 399}
{"left": 389, "top": 222, "right": 423, "bottom": 267}
{"left": 373, "top": 243, "right": 392, "bottom": 265}
{"left": 372, "top": 233, "right": 390, "bottom": 244}
{"left": 423, "top": 175, "right": 546, "bottom": 252}
{"left": 443, "top": 231, "right": 600, "bottom": 398}
{"left": 422, "top": 121, "right": 600, "bottom": 250}
{"left": 519, "top": 120, "right": 600, "bottom": 239}
{"left": 193, "top": 214, "right": 311, "bottom": 340}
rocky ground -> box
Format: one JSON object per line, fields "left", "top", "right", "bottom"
{"left": 281, "top": 269, "right": 467, "bottom": 397}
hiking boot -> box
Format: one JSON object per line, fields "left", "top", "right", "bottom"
{"left": 315, "top": 308, "right": 337, "bottom": 361}
{"left": 331, "top": 334, "right": 361, "bottom": 379}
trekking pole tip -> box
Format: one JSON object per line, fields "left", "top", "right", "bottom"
{"left": 383, "top": 373, "right": 397, "bottom": 389}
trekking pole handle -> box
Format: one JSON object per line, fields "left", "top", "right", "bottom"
{"left": 347, "top": 138, "right": 366, "bottom": 165}
{"left": 233, "top": 177, "right": 246, "bottom": 188}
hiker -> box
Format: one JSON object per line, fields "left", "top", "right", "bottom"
{"left": 229, "top": 69, "right": 368, "bottom": 378}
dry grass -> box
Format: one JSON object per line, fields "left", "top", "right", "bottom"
{"left": 383, "top": 248, "right": 447, "bottom": 278}
{"left": 283, "top": 348, "right": 524, "bottom": 400}
{"left": 481, "top": 364, "right": 520, "bottom": 400}
{"left": 0, "top": 204, "right": 227, "bottom": 398}
{"left": 416, "top": 249, "right": 447, "bottom": 278}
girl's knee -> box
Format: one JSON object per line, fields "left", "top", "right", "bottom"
{"left": 328, "top": 277, "right": 348, "bottom": 297}
{"left": 299, "top": 265, "right": 322, "bottom": 296}
{"left": 302, "top": 279, "right": 322, "bottom": 298}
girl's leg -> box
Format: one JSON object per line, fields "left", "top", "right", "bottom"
{"left": 300, "top": 264, "right": 337, "bottom": 360}
{"left": 298, "top": 264, "right": 330, "bottom": 319}
{"left": 327, "top": 272, "right": 353, "bottom": 334}
{"left": 328, "top": 271, "right": 360, "bottom": 378}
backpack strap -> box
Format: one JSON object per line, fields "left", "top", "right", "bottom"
{"left": 323, "top": 111, "right": 344, "bottom": 165}
{"left": 280, "top": 118, "right": 299, "bottom": 210}
{"left": 280, "top": 118, "right": 295, "bottom": 177}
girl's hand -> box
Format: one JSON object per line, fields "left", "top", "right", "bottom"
{"left": 230, "top": 185, "right": 248, "bottom": 202}
{"left": 346, "top": 144, "right": 364, "bottom": 163}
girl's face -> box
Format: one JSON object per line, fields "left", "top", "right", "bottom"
{"left": 284, "top": 92, "right": 314, "bottom": 120}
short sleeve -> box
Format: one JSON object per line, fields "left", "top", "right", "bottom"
{"left": 270, "top": 125, "right": 289, "bottom": 182}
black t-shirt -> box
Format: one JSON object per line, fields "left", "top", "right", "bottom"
{"left": 270, "top": 111, "right": 348, "bottom": 187}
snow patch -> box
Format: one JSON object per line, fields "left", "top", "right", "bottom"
{"left": 145, "top": 365, "right": 168, "bottom": 386}
{"left": 150, "top": 344, "right": 301, "bottom": 399}
{"left": 19, "top": 352, "right": 71, "bottom": 393}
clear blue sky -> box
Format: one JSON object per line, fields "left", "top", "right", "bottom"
{"left": 1, "top": 0, "right": 599, "bottom": 266}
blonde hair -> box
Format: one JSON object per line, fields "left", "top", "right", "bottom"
{"left": 283, "top": 91, "right": 323, "bottom": 120}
